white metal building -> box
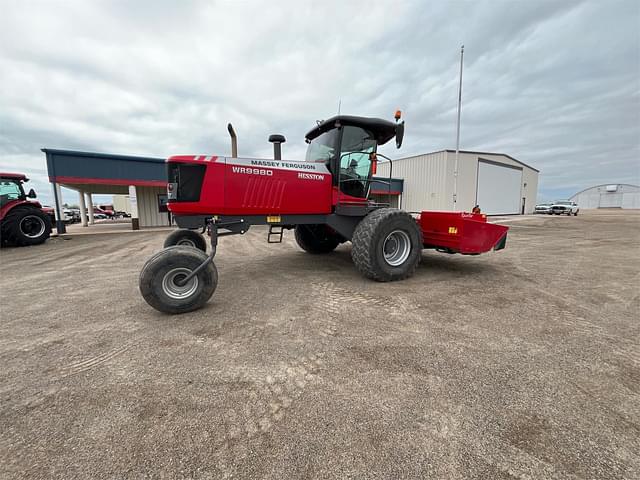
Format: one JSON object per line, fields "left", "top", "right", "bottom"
{"left": 379, "top": 149, "right": 539, "bottom": 215}
{"left": 569, "top": 184, "right": 640, "bottom": 209}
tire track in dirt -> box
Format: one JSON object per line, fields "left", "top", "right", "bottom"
{"left": 58, "top": 341, "right": 136, "bottom": 377}
{"left": 235, "top": 354, "right": 324, "bottom": 439}
{"left": 0, "top": 339, "right": 138, "bottom": 413}
{"left": 506, "top": 253, "right": 639, "bottom": 347}
{"left": 201, "top": 353, "right": 326, "bottom": 471}
{"left": 208, "top": 278, "right": 390, "bottom": 451}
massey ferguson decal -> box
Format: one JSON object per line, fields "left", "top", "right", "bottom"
{"left": 225, "top": 157, "right": 329, "bottom": 174}
{"left": 249, "top": 159, "right": 318, "bottom": 171}
{"left": 223, "top": 156, "right": 329, "bottom": 179}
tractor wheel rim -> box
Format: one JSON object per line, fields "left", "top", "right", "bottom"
{"left": 177, "top": 239, "right": 196, "bottom": 247}
{"left": 383, "top": 230, "right": 411, "bottom": 267}
{"left": 162, "top": 267, "right": 199, "bottom": 300}
{"left": 19, "top": 215, "right": 46, "bottom": 238}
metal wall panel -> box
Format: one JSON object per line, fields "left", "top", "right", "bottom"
{"left": 136, "top": 186, "right": 169, "bottom": 227}
{"left": 622, "top": 192, "right": 640, "bottom": 209}
{"left": 570, "top": 184, "right": 640, "bottom": 209}
{"left": 378, "top": 152, "right": 449, "bottom": 212}
{"left": 44, "top": 149, "right": 166, "bottom": 184}
{"left": 380, "top": 151, "right": 538, "bottom": 214}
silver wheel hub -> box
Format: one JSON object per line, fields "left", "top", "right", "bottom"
{"left": 20, "top": 215, "right": 46, "bottom": 238}
{"left": 383, "top": 230, "right": 411, "bottom": 267}
{"left": 177, "top": 239, "right": 196, "bottom": 247}
{"left": 162, "top": 267, "right": 199, "bottom": 300}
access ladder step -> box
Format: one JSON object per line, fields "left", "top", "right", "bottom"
{"left": 268, "top": 226, "right": 284, "bottom": 243}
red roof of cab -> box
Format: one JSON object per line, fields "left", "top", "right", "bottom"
{"left": 0, "top": 172, "right": 28, "bottom": 181}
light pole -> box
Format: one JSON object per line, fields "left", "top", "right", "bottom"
{"left": 453, "top": 45, "right": 464, "bottom": 210}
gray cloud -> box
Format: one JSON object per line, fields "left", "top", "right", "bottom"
{"left": 1, "top": 0, "right": 638, "bottom": 205}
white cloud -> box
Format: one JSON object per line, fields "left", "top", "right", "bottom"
{"left": 1, "top": 0, "right": 638, "bottom": 205}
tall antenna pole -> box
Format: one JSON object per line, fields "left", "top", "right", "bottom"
{"left": 453, "top": 45, "right": 464, "bottom": 210}
{"left": 338, "top": 98, "right": 342, "bottom": 115}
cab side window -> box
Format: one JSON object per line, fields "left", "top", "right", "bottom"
{"left": 338, "top": 126, "right": 376, "bottom": 198}
{"left": 0, "top": 181, "right": 21, "bottom": 206}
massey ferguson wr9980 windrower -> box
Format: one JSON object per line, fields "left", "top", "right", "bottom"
{"left": 139, "top": 112, "right": 508, "bottom": 314}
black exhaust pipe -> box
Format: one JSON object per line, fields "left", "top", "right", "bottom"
{"left": 227, "top": 123, "right": 237, "bottom": 158}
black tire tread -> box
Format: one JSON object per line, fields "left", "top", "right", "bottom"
{"left": 294, "top": 225, "right": 340, "bottom": 254}
{"left": 351, "top": 208, "right": 422, "bottom": 282}
{"left": 1, "top": 206, "right": 52, "bottom": 247}
{"left": 164, "top": 229, "right": 207, "bottom": 251}
{"left": 139, "top": 246, "right": 217, "bottom": 314}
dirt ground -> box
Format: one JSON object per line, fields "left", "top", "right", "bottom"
{"left": 1, "top": 210, "right": 638, "bottom": 479}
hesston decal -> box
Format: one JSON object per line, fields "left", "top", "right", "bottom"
{"left": 298, "top": 172, "right": 324, "bottom": 181}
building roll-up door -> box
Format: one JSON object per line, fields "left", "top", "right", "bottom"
{"left": 599, "top": 193, "right": 622, "bottom": 208}
{"left": 476, "top": 159, "right": 523, "bottom": 215}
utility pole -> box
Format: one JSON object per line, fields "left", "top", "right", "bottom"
{"left": 453, "top": 45, "right": 464, "bottom": 210}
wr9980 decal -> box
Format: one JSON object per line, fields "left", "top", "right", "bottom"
{"left": 231, "top": 166, "right": 273, "bottom": 176}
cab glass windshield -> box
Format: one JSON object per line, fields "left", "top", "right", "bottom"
{"left": 305, "top": 129, "right": 339, "bottom": 163}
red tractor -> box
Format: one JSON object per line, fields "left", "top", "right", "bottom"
{"left": 0, "top": 173, "right": 53, "bottom": 247}
{"left": 139, "top": 113, "right": 508, "bottom": 314}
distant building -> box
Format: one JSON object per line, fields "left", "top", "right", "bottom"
{"left": 43, "top": 149, "right": 170, "bottom": 231}
{"left": 378, "top": 150, "right": 539, "bottom": 215}
{"left": 569, "top": 184, "right": 640, "bottom": 209}
{"left": 113, "top": 195, "right": 132, "bottom": 214}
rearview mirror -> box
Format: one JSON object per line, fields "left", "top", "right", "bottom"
{"left": 27, "top": 188, "right": 37, "bottom": 198}
{"left": 395, "top": 121, "right": 405, "bottom": 149}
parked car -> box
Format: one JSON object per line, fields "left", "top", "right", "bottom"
{"left": 63, "top": 208, "right": 80, "bottom": 223}
{"left": 93, "top": 207, "right": 114, "bottom": 218}
{"left": 535, "top": 203, "right": 553, "bottom": 214}
{"left": 551, "top": 201, "right": 579, "bottom": 216}
{"left": 42, "top": 206, "right": 73, "bottom": 224}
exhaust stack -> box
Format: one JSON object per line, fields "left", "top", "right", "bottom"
{"left": 268, "top": 134, "right": 286, "bottom": 160}
{"left": 227, "top": 123, "right": 238, "bottom": 158}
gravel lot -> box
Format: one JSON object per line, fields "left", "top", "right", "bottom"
{"left": 1, "top": 210, "right": 638, "bottom": 479}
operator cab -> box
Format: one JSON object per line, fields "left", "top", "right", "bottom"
{"left": 304, "top": 114, "right": 404, "bottom": 199}
{"left": 0, "top": 173, "right": 36, "bottom": 207}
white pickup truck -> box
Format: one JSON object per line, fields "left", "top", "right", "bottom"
{"left": 550, "top": 201, "right": 579, "bottom": 216}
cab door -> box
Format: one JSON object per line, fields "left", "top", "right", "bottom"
{"left": 336, "top": 126, "right": 377, "bottom": 200}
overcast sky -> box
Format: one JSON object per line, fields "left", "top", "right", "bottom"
{"left": 1, "top": 0, "right": 639, "bottom": 205}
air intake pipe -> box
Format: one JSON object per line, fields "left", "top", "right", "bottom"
{"left": 268, "top": 134, "right": 286, "bottom": 160}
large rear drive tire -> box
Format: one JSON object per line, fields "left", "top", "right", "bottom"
{"left": 294, "top": 224, "right": 340, "bottom": 254}
{"left": 351, "top": 208, "right": 422, "bottom": 282}
{"left": 1, "top": 207, "right": 52, "bottom": 247}
{"left": 139, "top": 246, "right": 218, "bottom": 314}
{"left": 164, "top": 229, "right": 207, "bottom": 252}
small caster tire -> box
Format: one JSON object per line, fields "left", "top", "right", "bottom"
{"left": 164, "top": 229, "right": 207, "bottom": 251}
{"left": 140, "top": 246, "right": 217, "bottom": 314}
